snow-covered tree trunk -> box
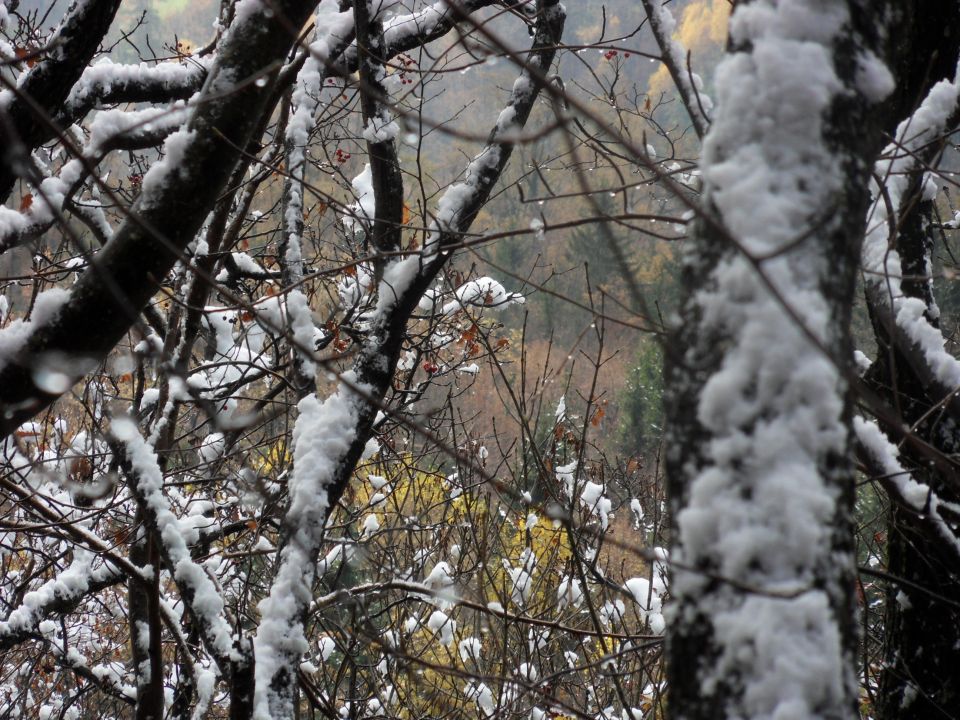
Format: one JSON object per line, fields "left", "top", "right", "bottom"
{"left": 663, "top": 1, "right": 893, "bottom": 717}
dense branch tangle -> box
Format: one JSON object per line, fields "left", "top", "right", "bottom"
{"left": 0, "top": 1, "right": 622, "bottom": 719}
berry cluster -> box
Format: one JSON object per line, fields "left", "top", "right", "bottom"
{"left": 397, "top": 53, "right": 417, "bottom": 86}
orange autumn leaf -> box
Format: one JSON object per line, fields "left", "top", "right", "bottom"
{"left": 402, "top": 203, "right": 412, "bottom": 225}
{"left": 69, "top": 457, "right": 93, "bottom": 481}
{"left": 15, "top": 47, "right": 38, "bottom": 68}
{"left": 19, "top": 193, "right": 32, "bottom": 212}
{"left": 459, "top": 324, "right": 478, "bottom": 344}
{"left": 590, "top": 405, "right": 605, "bottom": 427}
{"left": 112, "top": 527, "right": 131, "bottom": 544}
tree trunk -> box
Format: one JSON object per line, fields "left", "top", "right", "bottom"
{"left": 664, "top": 1, "right": 891, "bottom": 717}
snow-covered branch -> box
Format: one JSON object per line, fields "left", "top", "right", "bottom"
{"left": 0, "top": 0, "right": 122, "bottom": 203}
{"left": 359, "top": 0, "right": 497, "bottom": 69}
{"left": 58, "top": 57, "right": 210, "bottom": 127}
{"left": 855, "top": 416, "right": 960, "bottom": 558}
{"left": 0, "top": 102, "right": 190, "bottom": 254}
{"left": 354, "top": 0, "right": 404, "bottom": 258}
{"left": 0, "top": 0, "right": 322, "bottom": 435}
{"left": 0, "top": 550, "right": 122, "bottom": 652}
{"left": 639, "top": 0, "right": 710, "bottom": 138}
{"left": 281, "top": 1, "right": 355, "bottom": 394}
{"left": 113, "top": 416, "right": 240, "bottom": 672}
{"left": 252, "top": 377, "right": 365, "bottom": 719}
{"left": 252, "top": 6, "right": 566, "bottom": 717}
{"left": 374, "top": 0, "right": 567, "bottom": 316}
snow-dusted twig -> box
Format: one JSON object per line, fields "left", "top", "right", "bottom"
{"left": 51, "top": 634, "right": 137, "bottom": 705}
{"left": 638, "top": 0, "right": 710, "bottom": 139}
{"left": 0, "top": 455, "right": 145, "bottom": 580}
